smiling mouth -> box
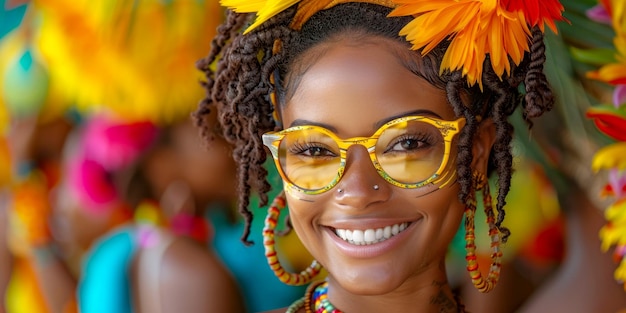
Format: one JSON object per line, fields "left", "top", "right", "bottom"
{"left": 334, "top": 222, "right": 411, "bottom": 246}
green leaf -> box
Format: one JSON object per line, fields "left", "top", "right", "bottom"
{"left": 560, "top": 13, "right": 615, "bottom": 49}
{"left": 570, "top": 47, "right": 618, "bottom": 66}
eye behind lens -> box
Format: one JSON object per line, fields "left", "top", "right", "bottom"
{"left": 376, "top": 121, "right": 446, "bottom": 185}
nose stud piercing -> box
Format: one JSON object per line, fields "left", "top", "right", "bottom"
{"left": 338, "top": 189, "right": 344, "bottom": 193}
{"left": 373, "top": 185, "right": 379, "bottom": 190}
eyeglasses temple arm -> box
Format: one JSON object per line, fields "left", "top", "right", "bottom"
{"left": 262, "top": 134, "right": 281, "bottom": 159}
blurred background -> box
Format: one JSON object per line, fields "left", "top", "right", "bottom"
{"left": 0, "top": 1, "right": 312, "bottom": 312}
{"left": 0, "top": 0, "right": 624, "bottom": 312}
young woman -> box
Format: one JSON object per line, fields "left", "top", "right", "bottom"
{"left": 73, "top": 114, "right": 245, "bottom": 313}
{"left": 195, "top": 1, "right": 565, "bottom": 312}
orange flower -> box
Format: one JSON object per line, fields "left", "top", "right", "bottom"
{"left": 390, "top": 0, "right": 531, "bottom": 87}
{"left": 389, "top": 0, "right": 565, "bottom": 87}
{"left": 221, "top": 0, "right": 565, "bottom": 87}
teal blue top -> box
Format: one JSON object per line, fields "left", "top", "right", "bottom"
{"left": 78, "top": 226, "right": 137, "bottom": 313}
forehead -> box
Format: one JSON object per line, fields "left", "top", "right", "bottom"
{"left": 282, "top": 39, "right": 454, "bottom": 137}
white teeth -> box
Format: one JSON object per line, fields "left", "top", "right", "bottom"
{"left": 337, "top": 229, "right": 346, "bottom": 240}
{"left": 364, "top": 229, "right": 376, "bottom": 243}
{"left": 383, "top": 226, "right": 391, "bottom": 238}
{"left": 391, "top": 224, "right": 399, "bottom": 235}
{"left": 352, "top": 230, "right": 364, "bottom": 242}
{"left": 334, "top": 222, "right": 409, "bottom": 246}
{"left": 375, "top": 228, "right": 383, "bottom": 240}
{"left": 346, "top": 230, "right": 353, "bottom": 241}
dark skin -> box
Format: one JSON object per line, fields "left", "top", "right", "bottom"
{"left": 196, "top": 4, "right": 555, "bottom": 312}
{"left": 7, "top": 114, "right": 242, "bottom": 313}
{"left": 263, "top": 34, "right": 496, "bottom": 313}
{"left": 130, "top": 234, "right": 245, "bottom": 313}
{"left": 142, "top": 117, "right": 238, "bottom": 212}
{"left": 51, "top": 120, "right": 244, "bottom": 313}
{"left": 129, "top": 117, "right": 244, "bottom": 313}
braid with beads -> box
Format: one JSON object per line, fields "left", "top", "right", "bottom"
{"left": 194, "top": 3, "right": 554, "bottom": 245}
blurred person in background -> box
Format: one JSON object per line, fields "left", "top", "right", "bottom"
{"left": 71, "top": 113, "right": 245, "bottom": 313}
{"left": 0, "top": 0, "right": 357, "bottom": 311}
{"left": 0, "top": 0, "right": 248, "bottom": 311}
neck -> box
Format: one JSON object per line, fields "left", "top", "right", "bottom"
{"left": 323, "top": 266, "right": 461, "bottom": 313}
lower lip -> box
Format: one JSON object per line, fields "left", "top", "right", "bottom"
{"left": 325, "top": 222, "right": 418, "bottom": 259}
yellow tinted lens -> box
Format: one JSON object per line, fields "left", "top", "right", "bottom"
{"left": 278, "top": 129, "right": 341, "bottom": 190}
{"left": 376, "top": 120, "right": 445, "bottom": 184}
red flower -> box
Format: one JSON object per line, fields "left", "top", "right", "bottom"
{"left": 502, "top": 0, "right": 567, "bottom": 32}
{"left": 586, "top": 108, "right": 626, "bottom": 142}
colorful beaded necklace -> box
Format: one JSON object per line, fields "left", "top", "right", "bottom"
{"left": 286, "top": 280, "right": 468, "bottom": 313}
{"left": 312, "top": 281, "right": 341, "bottom": 313}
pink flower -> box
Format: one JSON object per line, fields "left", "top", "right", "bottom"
{"left": 608, "top": 169, "right": 626, "bottom": 199}
{"left": 587, "top": 3, "right": 612, "bottom": 25}
{"left": 82, "top": 116, "right": 158, "bottom": 171}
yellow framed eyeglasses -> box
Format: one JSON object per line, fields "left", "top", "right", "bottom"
{"left": 262, "top": 115, "right": 466, "bottom": 195}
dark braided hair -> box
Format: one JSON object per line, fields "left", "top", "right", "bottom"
{"left": 194, "top": 3, "right": 554, "bottom": 245}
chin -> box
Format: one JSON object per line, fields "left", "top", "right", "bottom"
{"left": 332, "top": 267, "right": 405, "bottom": 295}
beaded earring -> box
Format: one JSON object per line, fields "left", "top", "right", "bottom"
{"left": 464, "top": 171, "right": 502, "bottom": 293}
{"left": 264, "top": 191, "right": 322, "bottom": 285}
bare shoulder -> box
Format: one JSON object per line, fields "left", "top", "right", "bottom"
{"left": 137, "top": 236, "right": 245, "bottom": 313}
{"left": 161, "top": 236, "right": 231, "bottom": 278}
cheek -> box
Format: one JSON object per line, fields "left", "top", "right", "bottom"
{"left": 433, "top": 189, "right": 464, "bottom": 219}
{"left": 417, "top": 186, "right": 465, "bottom": 242}
{"left": 439, "top": 201, "right": 465, "bottom": 239}
{"left": 285, "top": 194, "right": 322, "bottom": 253}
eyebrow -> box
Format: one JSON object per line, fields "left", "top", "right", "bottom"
{"left": 289, "top": 119, "right": 338, "bottom": 132}
{"left": 289, "top": 109, "right": 444, "bottom": 132}
{"left": 373, "top": 109, "right": 443, "bottom": 129}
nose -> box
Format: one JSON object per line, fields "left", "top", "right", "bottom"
{"left": 334, "top": 145, "right": 390, "bottom": 209}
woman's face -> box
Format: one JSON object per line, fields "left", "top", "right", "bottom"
{"left": 280, "top": 37, "right": 465, "bottom": 295}
{"left": 144, "top": 114, "right": 237, "bottom": 212}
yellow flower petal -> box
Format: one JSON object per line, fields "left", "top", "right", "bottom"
{"left": 34, "top": 0, "right": 221, "bottom": 123}
{"left": 592, "top": 142, "right": 626, "bottom": 172}
{"left": 605, "top": 198, "right": 626, "bottom": 222}
{"left": 588, "top": 63, "right": 626, "bottom": 84}
{"left": 600, "top": 226, "right": 626, "bottom": 252}
{"left": 243, "top": 0, "right": 301, "bottom": 34}
{"left": 220, "top": 0, "right": 266, "bottom": 12}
